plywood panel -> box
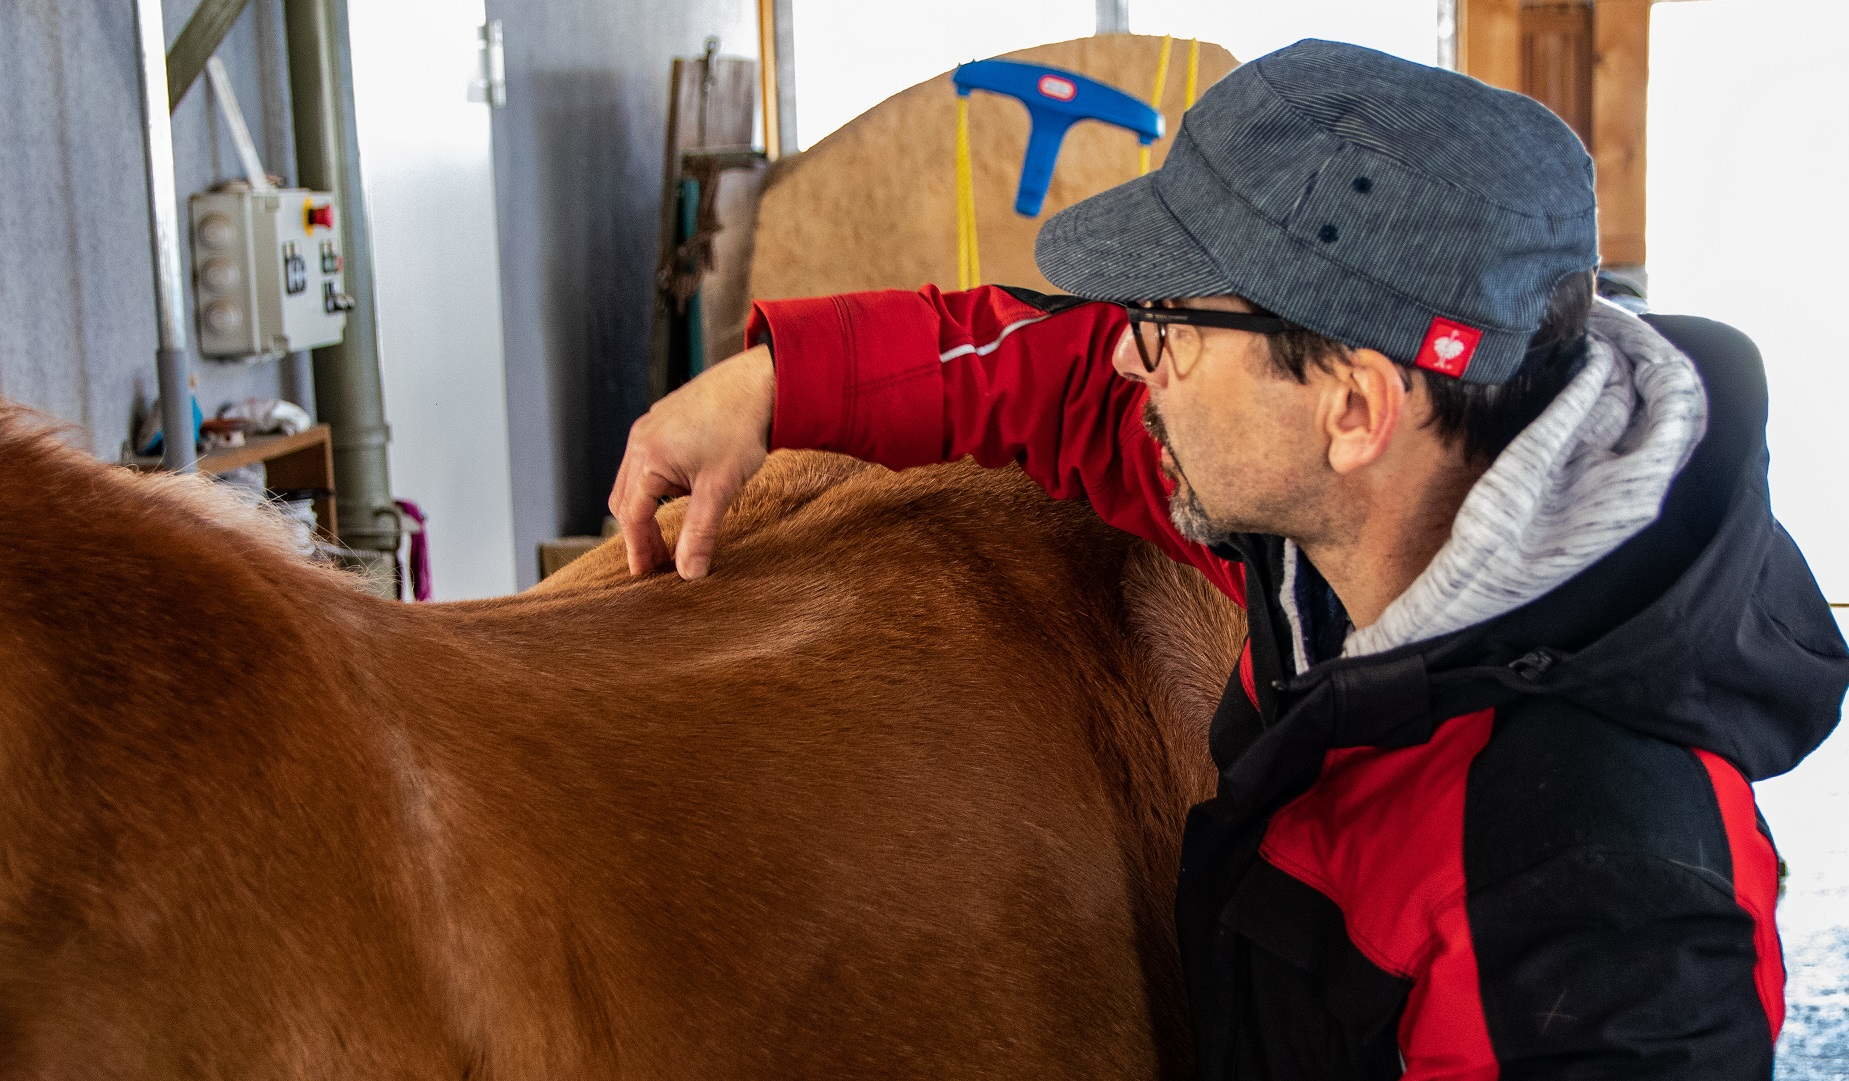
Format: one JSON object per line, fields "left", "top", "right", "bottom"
{"left": 701, "top": 162, "right": 768, "bottom": 371}
{"left": 748, "top": 35, "right": 1238, "bottom": 301}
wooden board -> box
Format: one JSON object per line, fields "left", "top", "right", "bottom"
{"left": 700, "top": 162, "right": 768, "bottom": 371}
{"left": 131, "top": 424, "right": 338, "bottom": 538}
{"left": 1460, "top": 0, "right": 1524, "bottom": 93}
{"left": 651, "top": 52, "right": 760, "bottom": 400}
{"left": 747, "top": 35, "right": 1238, "bottom": 302}
{"left": 756, "top": 0, "right": 788, "bottom": 159}
{"left": 1592, "top": 0, "right": 1650, "bottom": 267}
{"left": 1521, "top": 4, "right": 1593, "bottom": 142}
{"left": 538, "top": 535, "right": 603, "bottom": 579}
{"left": 1460, "top": 0, "right": 1650, "bottom": 269}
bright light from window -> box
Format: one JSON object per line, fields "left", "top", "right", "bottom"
{"left": 1650, "top": 10, "right": 1849, "bottom": 1072}
{"left": 1129, "top": 0, "right": 1440, "bottom": 67}
{"left": 1647, "top": 0, "right": 1849, "bottom": 602}
{"left": 790, "top": 0, "right": 1094, "bottom": 149}
{"left": 788, "top": 1, "right": 1440, "bottom": 150}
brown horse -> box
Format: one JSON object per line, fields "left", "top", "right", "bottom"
{"left": 0, "top": 405, "right": 1240, "bottom": 1080}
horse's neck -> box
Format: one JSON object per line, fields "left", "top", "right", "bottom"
{"left": 0, "top": 412, "right": 346, "bottom": 681}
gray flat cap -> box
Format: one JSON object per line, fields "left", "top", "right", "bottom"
{"left": 1034, "top": 39, "right": 1598, "bottom": 384}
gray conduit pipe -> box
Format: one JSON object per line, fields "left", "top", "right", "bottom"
{"left": 134, "top": 0, "right": 197, "bottom": 474}
{"left": 283, "top": 0, "right": 401, "bottom": 564}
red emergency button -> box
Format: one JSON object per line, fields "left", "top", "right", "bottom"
{"left": 305, "top": 202, "right": 335, "bottom": 230}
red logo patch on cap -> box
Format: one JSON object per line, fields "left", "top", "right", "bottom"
{"left": 1414, "top": 317, "right": 1484, "bottom": 378}
{"left": 1037, "top": 74, "right": 1076, "bottom": 101}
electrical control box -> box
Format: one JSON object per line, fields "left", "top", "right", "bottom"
{"left": 190, "top": 187, "right": 351, "bottom": 358}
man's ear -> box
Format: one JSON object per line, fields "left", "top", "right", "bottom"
{"left": 1322, "top": 348, "right": 1406, "bottom": 475}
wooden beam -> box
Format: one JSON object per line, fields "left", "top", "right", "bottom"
{"left": 1520, "top": 4, "right": 1593, "bottom": 144}
{"left": 1460, "top": 0, "right": 1524, "bottom": 92}
{"left": 770, "top": 0, "right": 797, "bottom": 153}
{"left": 756, "top": 0, "right": 782, "bottom": 159}
{"left": 1592, "top": 0, "right": 1650, "bottom": 266}
{"left": 166, "top": 0, "right": 253, "bottom": 111}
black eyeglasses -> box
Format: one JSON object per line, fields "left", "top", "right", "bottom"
{"left": 1109, "top": 302, "right": 1293, "bottom": 372}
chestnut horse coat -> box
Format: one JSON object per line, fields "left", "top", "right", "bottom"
{"left": 0, "top": 408, "right": 1241, "bottom": 1079}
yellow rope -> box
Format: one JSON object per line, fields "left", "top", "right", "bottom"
{"left": 1150, "top": 35, "right": 1174, "bottom": 107}
{"left": 954, "top": 95, "right": 980, "bottom": 289}
{"left": 955, "top": 96, "right": 968, "bottom": 288}
{"left": 1139, "top": 35, "right": 1174, "bottom": 177}
{"left": 1184, "top": 37, "right": 1200, "bottom": 107}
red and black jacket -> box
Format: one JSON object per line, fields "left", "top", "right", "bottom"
{"left": 748, "top": 284, "right": 1849, "bottom": 1079}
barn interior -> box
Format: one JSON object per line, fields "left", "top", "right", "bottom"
{"left": 2, "top": 0, "right": 1844, "bottom": 1070}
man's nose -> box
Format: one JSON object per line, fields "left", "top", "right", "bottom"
{"left": 1111, "top": 325, "right": 1149, "bottom": 384}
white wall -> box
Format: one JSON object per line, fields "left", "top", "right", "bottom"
{"left": 347, "top": 1, "right": 519, "bottom": 599}
{"left": 0, "top": 0, "right": 303, "bottom": 457}
{"left": 1647, "top": 0, "right": 1848, "bottom": 603}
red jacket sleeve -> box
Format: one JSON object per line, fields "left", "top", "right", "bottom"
{"left": 747, "top": 283, "right": 1244, "bottom": 605}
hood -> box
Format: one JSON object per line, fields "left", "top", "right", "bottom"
{"left": 1488, "top": 308, "right": 1844, "bottom": 779}
{"left": 1344, "top": 300, "right": 1709, "bottom": 658}
{"left": 1262, "top": 309, "right": 1846, "bottom": 782}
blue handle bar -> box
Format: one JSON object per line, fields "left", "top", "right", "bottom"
{"left": 953, "top": 59, "right": 1163, "bottom": 217}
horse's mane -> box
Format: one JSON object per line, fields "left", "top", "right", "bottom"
{"left": 0, "top": 404, "right": 332, "bottom": 578}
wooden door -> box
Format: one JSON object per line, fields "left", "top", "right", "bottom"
{"left": 1460, "top": 0, "right": 1650, "bottom": 267}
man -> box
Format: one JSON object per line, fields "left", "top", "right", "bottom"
{"left": 610, "top": 40, "right": 1847, "bottom": 1077}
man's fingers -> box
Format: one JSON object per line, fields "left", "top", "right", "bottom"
{"left": 609, "top": 455, "right": 631, "bottom": 521}
{"left": 607, "top": 350, "right": 772, "bottom": 579}
{"left": 625, "top": 521, "right": 669, "bottom": 578}
{"left": 618, "top": 461, "right": 680, "bottom": 576}
{"left": 674, "top": 477, "right": 739, "bottom": 580}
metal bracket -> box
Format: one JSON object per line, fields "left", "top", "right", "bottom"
{"left": 469, "top": 20, "right": 507, "bottom": 108}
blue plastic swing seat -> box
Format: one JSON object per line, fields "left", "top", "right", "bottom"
{"left": 952, "top": 59, "right": 1164, "bottom": 217}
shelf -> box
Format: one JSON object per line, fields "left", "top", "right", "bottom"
{"left": 131, "top": 424, "right": 338, "bottom": 537}
{"left": 195, "top": 425, "right": 332, "bottom": 475}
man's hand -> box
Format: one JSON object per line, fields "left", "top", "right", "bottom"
{"left": 609, "top": 345, "right": 774, "bottom": 579}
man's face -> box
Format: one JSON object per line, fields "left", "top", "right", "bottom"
{"left": 1112, "top": 296, "right": 1339, "bottom": 547}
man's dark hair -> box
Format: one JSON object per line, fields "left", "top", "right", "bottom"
{"left": 1259, "top": 271, "right": 1595, "bottom": 463}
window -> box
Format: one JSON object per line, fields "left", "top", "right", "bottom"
{"left": 1129, "top": 0, "right": 1441, "bottom": 67}
{"left": 788, "top": 1, "right": 1442, "bottom": 150}
{"left": 1650, "top": 11, "right": 1849, "bottom": 1071}
{"left": 1646, "top": 0, "right": 1847, "bottom": 604}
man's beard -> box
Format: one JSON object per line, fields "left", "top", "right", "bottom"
{"left": 1144, "top": 401, "right": 1236, "bottom": 547}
